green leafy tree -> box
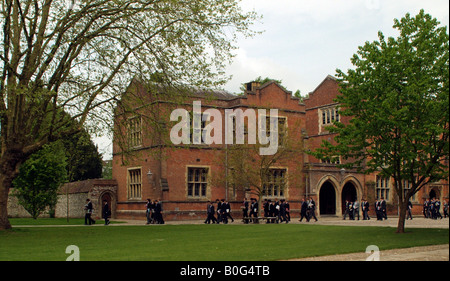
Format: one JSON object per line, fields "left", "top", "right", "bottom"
{"left": 0, "top": 0, "right": 258, "bottom": 229}
{"left": 314, "top": 10, "right": 449, "bottom": 233}
{"left": 12, "top": 142, "right": 67, "bottom": 219}
{"left": 62, "top": 129, "right": 103, "bottom": 182}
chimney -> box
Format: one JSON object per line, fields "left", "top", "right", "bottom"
{"left": 245, "top": 81, "right": 261, "bottom": 94}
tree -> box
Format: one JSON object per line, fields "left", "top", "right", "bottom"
{"left": 0, "top": 0, "right": 258, "bottom": 229}
{"left": 313, "top": 10, "right": 449, "bottom": 233}
{"left": 12, "top": 142, "right": 67, "bottom": 219}
{"left": 213, "top": 118, "right": 304, "bottom": 217}
{"left": 62, "top": 129, "right": 103, "bottom": 182}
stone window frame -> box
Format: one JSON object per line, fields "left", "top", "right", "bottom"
{"left": 318, "top": 106, "right": 340, "bottom": 134}
{"left": 186, "top": 166, "right": 210, "bottom": 199}
{"left": 127, "top": 167, "right": 142, "bottom": 200}
{"left": 262, "top": 167, "right": 288, "bottom": 199}
{"left": 376, "top": 175, "right": 391, "bottom": 202}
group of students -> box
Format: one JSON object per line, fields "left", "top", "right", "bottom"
{"left": 204, "top": 199, "right": 235, "bottom": 224}
{"left": 83, "top": 198, "right": 111, "bottom": 225}
{"left": 299, "top": 197, "right": 318, "bottom": 222}
{"left": 145, "top": 199, "right": 165, "bottom": 224}
{"left": 423, "top": 198, "right": 448, "bottom": 220}
{"left": 343, "top": 198, "right": 388, "bottom": 221}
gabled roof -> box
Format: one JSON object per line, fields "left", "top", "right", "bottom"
{"left": 307, "top": 75, "right": 337, "bottom": 97}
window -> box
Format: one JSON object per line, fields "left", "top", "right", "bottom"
{"left": 402, "top": 180, "right": 416, "bottom": 202}
{"left": 190, "top": 112, "right": 208, "bottom": 144}
{"left": 261, "top": 115, "right": 287, "bottom": 145}
{"left": 319, "top": 107, "right": 340, "bottom": 134}
{"left": 376, "top": 175, "right": 390, "bottom": 201}
{"left": 262, "top": 168, "right": 287, "bottom": 198}
{"left": 187, "top": 167, "right": 208, "bottom": 198}
{"left": 128, "top": 116, "right": 142, "bottom": 148}
{"left": 128, "top": 168, "right": 142, "bottom": 200}
{"left": 321, "top": 156, "right": 341, "bottom": 165}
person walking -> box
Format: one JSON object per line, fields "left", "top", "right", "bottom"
{"left": 204, "top": 201, "right": 217, "bottom": 224}
{"left": 84, "top": 199, "right": 96, "bottom": 225}
{"left": 406, "top": 200, "right": 413, "bottom": 220}
{"left": 353, "top": 200, "right": 360, "bottom": 220}
{"left": 154, "top": 199, "right": 164, "bottom": 224}
{"left": 362, "top": 199, "right": 370, "bottom": 220}
{"left": 380, "top": 197, "right": 387, "bottom": 220}
{"left": 224, "top": 200, "right": 234, "bottom": 223}
{"left": 308, "top": 197, "right": 318, "bottom": 222}
{"left": 146, "top": 199, "right": 153, "bottom": 224}
{"left": 343, "top": 200, "right": 350, "bottom": 220}
{"left": 102, "top": 199, "right": 111, "bottom": 225}
{"left": 242, "top": 197, "right": 249, "bottom": 223}
{"left": 299, "top": 198, "right": 309, "bottom": 222}
{"left": 444, "top": 199, "right": 449, "bottom": 219}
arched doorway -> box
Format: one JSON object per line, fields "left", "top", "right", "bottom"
{"left": 100, "top": 192, "right": 115, "bottom": 218}
{"left": 341, "top": 182, "right": 357, "bottom": 214}
{"left": 429, "top": 188, "right": 440, "bottom": 200}
{"left": 320, "top": 181, "right": 336, "bottom": 215}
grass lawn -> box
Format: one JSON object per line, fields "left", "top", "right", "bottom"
{"left": 0, "top": 224, "right": 448, "bottom": 261}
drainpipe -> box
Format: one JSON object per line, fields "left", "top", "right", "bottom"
{"left": 225, "top": 144, "right": 228, "bottom": 201}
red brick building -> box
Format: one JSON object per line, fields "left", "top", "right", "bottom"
{"left": 112, "top": 79, "right": 306, "bottom": 220}
{"left": 112, "top": 76, "right": 449, "bottom": 220}
{"left": 303, "top": 75, "right": 449, "bottom": 217}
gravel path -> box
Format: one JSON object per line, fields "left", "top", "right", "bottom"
{"left": 289, "top": 244, "right": 449, "bottom": 261}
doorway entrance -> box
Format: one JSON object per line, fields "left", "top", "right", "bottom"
{"left": 100, "top": 192, "right": 113, "bottom": 218}
{"left": 320, "top": 181, "right": 336, "bottom": 215}
{"left": 341, "top": 182, "right": 357, "bottom": 214}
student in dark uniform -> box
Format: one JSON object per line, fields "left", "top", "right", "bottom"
{"left": 146, "top": 199, "right": 153, "bottom": 224}
{"left": 406, "top": 200, "right": 413, "bottom": 220}
{"left": 423, "top": 199, "right": 429, "bottom": 218}
{"left": 216, "top": 199, "right": 222, "bottom": 224}
{"left": 444, "top": 199, "right": 449, "bottom": 218}
{"left": 204, "top": 201, "right": 217, "bottom": 224}
{"left": 154, "top": 199, "right": 164, "bottom": 224}
{"left": 102, "top": 199, "right": 110, "bottom": 225}
{"left": 250, "top": 198, "right": 259, "bottom": 223}
{"left": 220, "top": 199, "right": 228, "bottom": 224}
{"left": 375, "top": 199, "right": 382, "bottom": 220}
{"left": 280, "top": 199, "right": 288, "bottom": 223}
{"left": 361, "top": 199, "right": 370, "bottom": 220}
{"left": 285, "top": 200, "right": 291, "bottom": 222}
{"left": 343, "top": 200, "right": 350, "bottom": 220}
{"left": 224, "top": 200, "right": 234, "bottom": 223}
{"left": 299, "top": 198, "right": 309, "bottom": 222}
{"left": 84, "top": 199, "right": 96, "bottom": 225}
{"left": 380, "top": 197, "right": 387, "bottom": 220}
{"left": 242, "top": 198, "right": 249, "bottom": 223}
{"left": 308, "top": 197, "right": 318, "bottom": 222}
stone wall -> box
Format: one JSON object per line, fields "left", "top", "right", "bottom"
{"left": 7, "top": 189, "right": 88, "bottom": 218}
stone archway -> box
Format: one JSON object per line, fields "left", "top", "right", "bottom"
{"left": 98, "top": 190, "right": 116, "bottom": 219}
{"left": 319, "top": 181, "right": 336, "bottom": 215}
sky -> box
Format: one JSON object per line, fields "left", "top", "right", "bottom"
{"left": 94, "top": 0, "right": 449, "bottom": 160}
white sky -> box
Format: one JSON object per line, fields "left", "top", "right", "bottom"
{"left": 224, "top": 0, "right": 449, "bottom": 95}
{"left": 95, "top": 0, "right": 449, "bottom": 160}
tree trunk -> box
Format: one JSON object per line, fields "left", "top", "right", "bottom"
{"left": 396, "top": 200, "right": 408, "bottom": 233}
{"left": 0, "top": 175, "right": 12, "bottom": 230}
{"left": 0, "top": 150, "right": 24, "bottom": 230}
